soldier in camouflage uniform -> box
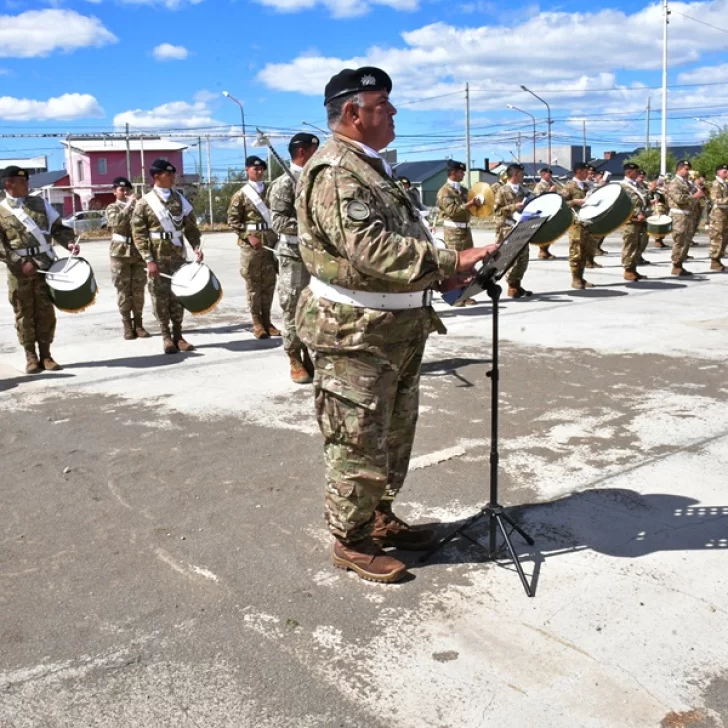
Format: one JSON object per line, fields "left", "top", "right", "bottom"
{"left": 709, "top": 163, "right": 728, "bottom": 272}
{"left": 667, "top": 160, "right": 704, "bottom": 276}
{"left": 650, "top": 177, "right": 669, "bottom": 248}
{"left": 494, "top": 163, "right": 532, "bottom": 298}
{"left": 132, "top": 159, "right": 203, "bottom": 353}
{"left": 106, "top": 176, "right": 149, "bottom": 340}
{"left": 269, "top": 132, "right": 320, "bottom": 383}
{"left": 620, "top": 163, "right": 650, "bottom": 282}
{"left": 560, "top": 162, "right": 597, "bottom": 289}
{"left": 0, "top": 166, "right": 79, "bottom": 373}
{"left": 690, "top": 174, "right": 708, "bottom": 245}
{"left": 435, "top": 159, "right": 483, "bottom": 252}
{"left": 296, "top": 66, "right": 499, "bottom": 583}
{"left": 532, "top": 167, "right": 557, "bottom": 259}
{"left": 227, "top": 156, "right": 280, "bottom": 339}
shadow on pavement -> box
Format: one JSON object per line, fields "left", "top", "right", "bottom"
{"left": 195, "top": 337, "right": 282, "bottom": 352}
{"left": 66, "top": 351, "right": 204, "bottom": 369}
{"left": 421, "top": 356, "right": 491, "bottom": 388}
{"left": 0, "top": 371, "right": 75, "bottom": 392}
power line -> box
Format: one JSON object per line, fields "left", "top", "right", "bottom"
{"left": 672, "top": 10, "right": 728, "bottom": 35}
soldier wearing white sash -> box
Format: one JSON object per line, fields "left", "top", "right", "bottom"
{"left": 0, "top": 165, "right": 79, "bottom": 373}
{"left": 131, "top": 159, "right": 203, "bottom": 354}
{"left": 227, "top": 155, "right": 280, "bottom": 340}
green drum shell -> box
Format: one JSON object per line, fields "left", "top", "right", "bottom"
{"left": 646, "top": 216, "right": 672, "bottom": 237}
{"left": 46, "top": 258, "right": 98, "bottom": 313}
{"left": 172, "top": 265, "right": 223, "bottom": 315}
{"left": 526, "top": 194, "right": 574, "bottom": 245}
{"left": 583, "top": 185, "right": 635, "bottom": 236}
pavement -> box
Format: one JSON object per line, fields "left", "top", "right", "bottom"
{"left": 1, "top": 230, "right": 727, "bottom": 728}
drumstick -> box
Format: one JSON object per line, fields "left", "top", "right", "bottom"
{"left": 62, "top": 238, "right": 81, "bottom": 274}
{"left": 157, "top": 272, "right": 190, "bottom": 287}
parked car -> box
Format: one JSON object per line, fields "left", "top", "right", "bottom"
{"left": 61, "top": 210, "right": 107, "bottom": 232}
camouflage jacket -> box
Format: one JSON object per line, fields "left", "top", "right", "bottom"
{"left": 710, "top": 178, "right": 728, "bottom": 220}
{"left": 295, "top": 134, "right": 458, "bottom": 355}
{"left": 621, "top": 179, "right": 648, "bottom": 222}
{"left": 0, "top": 196, "right": 75, "bottom": 273}
{"left": 106, "top": 198, "right": 142, "bottom": 259}
{"left": 436, "top": 182, "right": 470, "bottom": 223}
{"left": 560, "top": 180, "right": 590, "bottom": 227}
{"left": 533, "top": 179, "right": 555, "bottom": 195}
{"left": 227, "top": 182, "right": 278, "bottom": 247}
{"left": 494, "top": 184, "right": 528, "bottom": 227}
{"left": 268, "top": 170, "right": 301, "bottom": 260}
{"left": 131, "top": 188, "right": 201, "bottom": 263}
{"left": 666, "top": 176, "right": 693, "bottom": 212}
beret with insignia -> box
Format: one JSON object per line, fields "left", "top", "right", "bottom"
{"left": 506, "top": 163, "right": 524, "bottom": 176}
{"left": 623, "top": 162, "right": 639, "bottom": 171}
{"left": 246, "top": 155, "right": 267, "bottom": 169}
{"left": 716, "top": 164, "right": 728, "bottom": 172}
{"left": 539, "top": 167, "right": 552, "bottom": 174}
{"left": 573, "top": 162, "right": 588, "bottom": 172}
{"left": 399, "top": 176, "right": 411, "bottom": 185}
{"left": 676, "top": 159, "right": 691, "bottom": 170}
{"left": 288, "top": 133, "right": 319, "bottom": 156}
{"left": 447, "top": 159, "right": 466, "bottom": 172}
{"left": 149, "top": 158, "right": 176, "bottom": 176}
{"left": 1, "top": 165, "right": 28, "bottom": 179}
{"left": 112, "top": 176, "right": 133, "bottom": 189}
{"left": 324, "top": 66, "right": 392, "bottom": 105}
{"left": 586, "top": 164, "right": 596, "bottom": 172}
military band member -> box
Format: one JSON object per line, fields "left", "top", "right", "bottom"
{"left": 269, "top": 132, "right": 320, "bottom": 384}
{"left": 650, "top": 177, "right": 668, "bottom": 248}
{"left": 620, "top": 163, "right": 650, "bottom": 281}
{"left": 296, "top": 66, "right": 498, "bottom": 583}
{"left": 667, "top": 160, "right": 704, "bottom": 276}
{"left": 228, "top": 156, "right": 280, "bottom": 339}
{"left": 708, "top": 163, "right": 728, "bottom": 272}
{"left": 560, "top": 162, "right": 596, "bottom": 289}
{"left": 532, "top": 167, "right": 557, "bottom": 259}
{"left": 0, "top": 165, "right": 79, "bottom": 373}
{"left": 131, "top": 159, "right": 203, "bottom": 353}
{"left": 436, "top": 159, "right": 482, "bottom": 252}
{"left": 399, "top": 176, "right": 426, "bottom": 211}
{"left": 494, "top": 163, "right": 532, "bottom": 297}
{"left": 106, "top": 176, "right": 149, "bottom": 340}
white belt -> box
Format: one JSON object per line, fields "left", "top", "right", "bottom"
{"left": 279, "top": 233, "right": 299, "bottom": 244}
{"left": 150, "top": 231, "right": 183, "bottom": 246}
{"left": 443, "top": 220, "right": 469, "bottom": 229}
{"left": 669, "top": 209, "right": 687, "bottom": 216}
{"left": 14, "top": 240, "right": 53, "bottom": 257}
{"left": 245, "top": 223, "right": 269, "bottom": 231}
{"left": 309, "top": 277, "right": 433, "bottom": 310}
{"left": 112, "top": 233, "right": 132, "bottom": 243}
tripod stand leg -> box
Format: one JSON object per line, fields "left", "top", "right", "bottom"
{"left": 494, "top": 514, "right": 534, "bottom": 597}
{"left": 498, "top": 509, "right": 535, "bottom": 546}
{"left": 419, "top": 506, "right": 488, "bottom": 563}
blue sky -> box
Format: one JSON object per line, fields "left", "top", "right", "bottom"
{"left": 1, "top": 0, "right": 728, "bottom": 176}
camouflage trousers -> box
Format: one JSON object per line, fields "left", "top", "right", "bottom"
{"left": 568, "top": 224, "right": 597, "bottom": 279}
{"left": 709, "top": 213, "right": 728, "bottom": 260}
{"left": 148, "top": 257, "right": 186, "bottom": 337}
{"left": 7, "top": 269, "right": 56, "bottom": 347}
{"left": 621, "top": 223, "right": 647, "bottom": 270}
{"left": 443, "top": 226, "right": 473, "bottom": 252}
{"left": 671, "top": 214, "right": 691, "bottom": 266}
{"left": 277, "top": 243, "right": 310, "bottom": 354}
{"left": 314, "top": 339, "right": 427, "bottom": 542}
{"left": 110, "top": 255, "right": 146, "bottom": 318}
{"left": 240, "top": 244, "right": 277, "bottom": 324}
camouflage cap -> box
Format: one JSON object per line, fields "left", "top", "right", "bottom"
{"left": 324, "top": 67, "right": 392, "bottom": 105}
{"left": 1, "top": 165, "right": 28, "bottom": 179}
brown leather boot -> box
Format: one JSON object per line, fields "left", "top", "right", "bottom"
{"left": 710, "top": 259, "right": 726, "bottom": 272}
{"left": 122, "top": 316, "right": 136, "bottom": 341}
{"left": 252, "top": 316, "right": 269, "bottom": 339}
{"left": 654, "top": 239, "right": 666, "bottom": 248}
{"left": 133, "top": 314, "right": 151, "bottom": 338}
{"left": 163, "top": 336, "right": 179, "bottom": 354}
{"left": 372, "top": 504, "right": 438, "bottom": 551}
{"left": 507, "top": 285, "right": 532, "bottom": 298}
{"left": 38, "top": 344, "right": 62, "bottom": 371}
{"left": 624, "top": 269, "right": 639, "bottom": 281}
{"left": 571, "top": 278, "right": 585, "bottom": 290}
{"left": 289, "top": 351, "right": 312, "bottom": 384}
{"left": 332, "top": 538, "right": 407, "bottom": 583}
{"left": 537, "top": 248, "right": 549, "bottom": 260}
{"left": 266, "top": 324, "right": 281, "bottom": 336}
{"left": 585, "top": 260, "right": 602, "bottom": 269}
{"left": 595, "top": 247, "right": 608, "bottom": 256}
{"left": 24, "top": 346, "right": 42, "bottom": 374}
{"left": 672, "top": 265, "right": 693, "bottom": 277}
{"left": 581, "top": 279, "right": 594, "bottom": 288}
{"left": 173, "top": 330, "right": 195, "bottom": 352}
{"left": 638, "top": 257, "right": 651, "bottom": 266}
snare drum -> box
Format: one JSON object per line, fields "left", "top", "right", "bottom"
{"left": 646, "top": 214, "right": 672, "bottom": 237}
{"left": 171, "top": 262, "right": 223, "bottom": 315}
{"left": 577, "top": 183, "right": 634, "bottom": 236}
{"left": 516, "top": 193, "right": 573, "bottom": 246}
{"left": 44, "top": 257, "right": 98, "bottom": 313}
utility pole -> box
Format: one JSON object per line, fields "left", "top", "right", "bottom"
{"left": 206, "top": 135, "right": 214, "bottom": 225}
{"left": 661, "top": 0, "right": 670, "bottom": 175}
{"left": 465, "top": 83, "right": 471, "bottom": 186}
{"left": 582, "top": 120, "right": 587, "bottom": 164}
{"left": 197, "top": 136, "right": 203, "bottom": 188}
{"left": 125, "top": 123, "right": 132, "bottom": 180}
{"left": 516, "top": 132, "right": 521, "bottom": 163}
{"left": 139, "top": 135, "right": 145, "bottom": 192}
{"left": 646, "top": 97, "right": 651, "bottom": 150}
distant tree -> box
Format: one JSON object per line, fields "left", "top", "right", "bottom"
{"left": 626, "top": 147, "right": 677, "bottom": 179}
{"left": 692, "top": 128, "right": 728, "bottom": 180}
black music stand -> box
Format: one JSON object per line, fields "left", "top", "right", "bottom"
{"left": 422, "top": 217, "right": 547, "bottom": 598}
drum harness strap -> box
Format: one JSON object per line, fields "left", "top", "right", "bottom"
{"left": 0, "top": 198, "right": 58, "bottom": 260}
{"left": 241, "top": 183, "right": 272, "bottom": 227}
{"left": 144, "top": 190, "right": 193, "bottom": 248}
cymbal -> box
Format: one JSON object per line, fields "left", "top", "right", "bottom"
{"left": 468, "top": 182, "right": 495, "bottom": 218}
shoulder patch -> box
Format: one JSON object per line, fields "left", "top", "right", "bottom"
{"left": 346, "top": 200, "right": 370, "bottom": 222}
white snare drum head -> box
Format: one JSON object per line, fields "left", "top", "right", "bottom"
{"left": 647, "top": 214, "right": 671, "bottom": 224}
{"left": 46, "top": 258, "right": 91, "bottom": 291}
{"left": 171, "top": 263, "right": 211, "bottom": 296}
{"left": 579, "top": 183, "right": 622, "bottom": 221}
{"left": 522, "top": 192, "right": 563, "bottom": 219}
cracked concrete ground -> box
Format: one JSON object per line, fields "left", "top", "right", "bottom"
{"left": 1, "top": 230, "right": 727, "bottom": 727}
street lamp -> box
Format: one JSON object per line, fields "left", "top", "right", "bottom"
{"left": 520, "top": 85, "right": 551, "bottom": 165}
{"left": 507, "top": 104, "right": 537, "bottom": 174}
{"left": 694, "top": 117, "right": 722, "bottom": 132}
{"left": 222, "top": 90, "right": 248, "bottom": 162}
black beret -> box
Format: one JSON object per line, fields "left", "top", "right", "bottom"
{"left": 586, "top": 164, "right": 596, "bottom": 172}
{"left": 1, "top": 165, "right": 28, "bottom": 179}
{"left": 246, "top": 155, "right": 267, "bottom": 169}
{"left": 539, "top": 167, "right": 552, "bottom": 174}
{"left": 112, "top": 176, "right": 133, "bottom": 189}
{"left": 324, "top": 66, "right": 392, "bottom": 105}
{"left": 573, "top": 162, "right": 588, "bottom": 172}
{"left": 447, "top": 159, "right": 466, "bottom": 172}
{"left": 289, "top": 132, "right": 319, "bottom": 149}
{"left": 399, "top": 176, "right": 411, "bottom": 185}
{"left": 149, "top": 158, "right": 176, "bottom": 176}
{"left": 676, "top": 159, "right": 691, "bottom": 169}
{"left": 716, "top": 164, "right": 728, "bottom": 172}
{"left": 506, "top": 163, "right": 524, "bottom": 175}
{"left": 623, "top": 162, "right": 639, "bottom": 171}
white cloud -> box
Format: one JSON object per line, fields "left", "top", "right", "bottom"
{"left": 255, "top": 0, "right": 416, "bottom": 19}
{"left": 152, "top": 43, "right": 189, "bottom": 61}
{"left": 119, "top": 0, "right": 204, "bottom": 9}
{"left": 677, "top": 63, "right": 728, "bottom": 85}
{"left": 0, "top": 9, "right": 117, "bottom": 58}
{"left": 113, "top": 99, "right": 218, "bottom": 130}
{"left": 0, "top": 93, "right": 104, "bottom": 121}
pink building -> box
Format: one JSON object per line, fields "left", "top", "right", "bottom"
{"left": 61, "top": 138, "right": 188, "bottom": 214}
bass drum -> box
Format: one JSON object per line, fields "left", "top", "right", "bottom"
{"left": 171, "top": 262, "right": 223, "bottom": 315}
{"left": 578, "top": 183, "right": 634, "bottom": 236}
{"left": 516, "top": 193, "right": 573, "bottom": 246}
{"left": 44, "top": 257, "right": 98, "bottom": 313}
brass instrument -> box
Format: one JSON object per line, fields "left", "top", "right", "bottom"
{"left": 253, "top": 128, "right": 296, "bottom": 183}
{"left": 467, "top": 181, "right": 495, "bottom": 217}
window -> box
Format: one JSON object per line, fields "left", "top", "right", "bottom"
{"left": 76, "top": 160, "right": 84, "bottom": 182}
{"left": 97, "top": 158, "right": 107, "bottom": 175}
